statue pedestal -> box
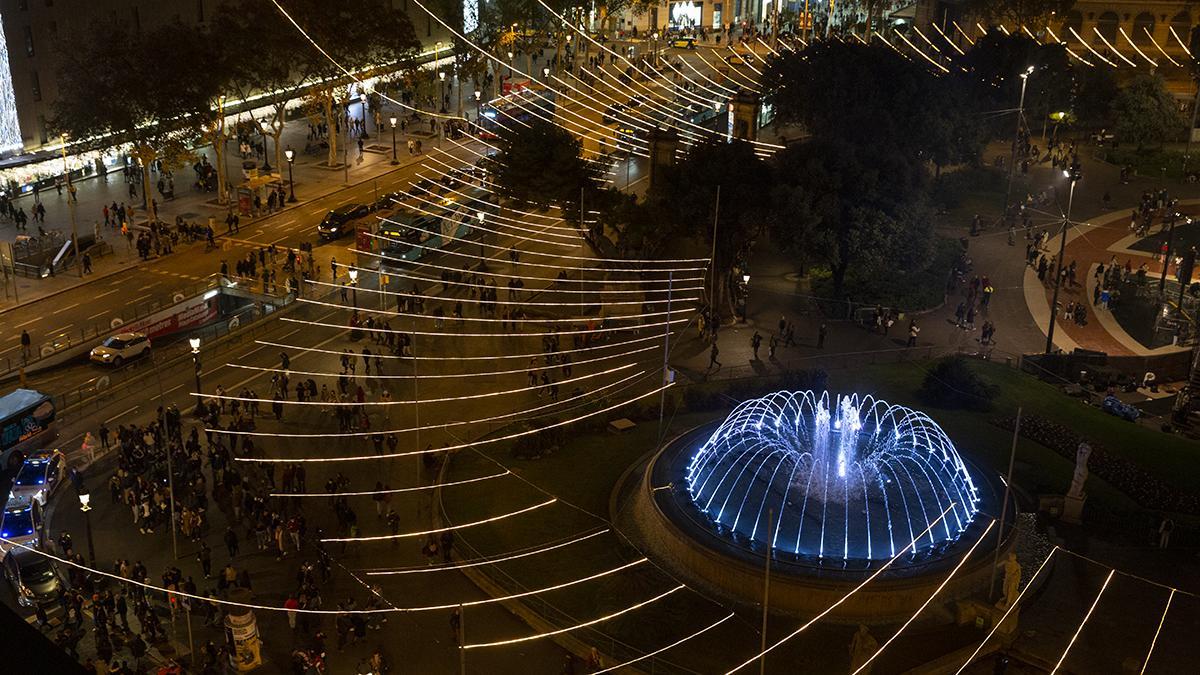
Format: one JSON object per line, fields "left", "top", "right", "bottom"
{"left": 1062, "top": 494, "right": 1086, "bottom": 524}
{"left": 955, "top": 599, "right": 1019, "bottom": 637}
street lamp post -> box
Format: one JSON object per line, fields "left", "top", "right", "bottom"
{"left": 60, "top": 134, "right": 82, "bottom": 278}
{"left": 439, "top": 71, "right": 447, "bottom": 113}
{"left": 1002, "top": 66, "right": 1035, "bottom": 220}
{"left": 284, "top": 149, "right": 296, "bottom": 202}
{"left": 190, "top": 338, "right": 204, "bottom": 416}
{"left": 1045, "top": 165, "right": 1081, "bottom": 354}
{"left": 260, "top": 119, "right": 273, "bottom": 172}
{"left": 78, "top": 491, "right": 96, "bottom": 565}
{"left": 349, "top": 268, "right": 359, "bottom": 308}
{"left": 1159, "top": 211, "right": 1181, "bottom": 296}
{"left": 507, "top": 51, "right": 514, "bottom": 80}
{"left": 474, "top": 91, "right": 482, "bottom": 126}
{"left": 390, "top": 116, "right": 399, "bottom": 165}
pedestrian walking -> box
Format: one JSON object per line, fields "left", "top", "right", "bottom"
{"left": 817, "top": 323, "right": 827, "bottom": 349}
{"left": 708, "top": 341, "right": 721, "bottom": 369}
{"left": 223, "top": 526, "right": 239, "bottom": 558}
{"left": 21, "top": 330, "right": 31, "bottom": 361}
{"left": 907, "top": 320, "right": 920, "bottom": 347}
{"left": 750, "top": 331, "right": 762, "bottom": 360}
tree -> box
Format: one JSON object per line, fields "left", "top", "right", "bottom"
{"left": 284, "top": 0, "right": 420, "bottom": 167}
{"left": 52, "top": 21, "right": 224, "bottom": 223}
{"left": 1072, "top": 67, "right": 1119, "bottom": 131}
{"left": 771, "top": 139, "right": 932, "bottom": 303}
{"left": 1112, "top": 73, "right": 1187, "bottom": 151}
{"left": 762, "top": 41, "right": 978, "bottom": 164}
{"left": 954, "top": 30, "right": 1074, "bottom": 140}
{"left": 648, "top": 139, "right": 773, "bottom": 317}
{"left": 961, "top": 0, "right": 1075, "bottom": 28}
{"left": 492, "top": 118, "right": 601, "bottom": 211}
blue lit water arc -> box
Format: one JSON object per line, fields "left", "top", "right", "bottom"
{"left": 684, "top": 391, "right": 981, "bottom": 562}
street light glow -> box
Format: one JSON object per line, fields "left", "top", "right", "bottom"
{"left": 348, "top": 268, "right": 359, "bottom": 283}
{"left": 189, "top": 337, "right": 201, "bottom": 353}
{"left": 284, "top": 148, "right": 294, "bottom": 162}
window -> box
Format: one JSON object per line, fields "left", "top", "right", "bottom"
{"left": 23, "top": 26, "right": 34, "bottom": 57}
{"left": 1096, "top": 11, "right": 1119, "bottom": 45}
{"left": 31, "top": 71, "right": 40, "bottom": 101}
{"left": 1133, "top": 12, "right": 1155, "bottom": 44}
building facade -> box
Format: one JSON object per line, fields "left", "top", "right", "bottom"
{"left": 0, "top": 0, "right": 444, "bottom": 159}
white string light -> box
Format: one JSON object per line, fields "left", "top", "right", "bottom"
{"left": 1140, "top": 589, "right": 1175, "bottom": 675}
{"left": 461, "top": 584, "right": 686, "bottom": 649}
{"left": 1170, "top": 25, "right": 1192, "bottom": 57}
{"left": 952, "top": 20, "right": 976, "bottom": 45}
{"left": 295, "top": 295, "right": 695, "bottom": 327}
{"left": 269, "top": 469, "right": 509, "bottom": 498}
{"left": 1143, "top": 27, "right": 1183, "bottom": 67}
{"left": 321, "top": 498, "right": 557, "bottom": 543}
{"left": 724, "top": 503, "right": 957, "bottom": 674}
{"left": 364, "top": 529, "right": 611, "bottom": 576}
{"left": 197, "top": 361, "right": 642, "bottom": 406}
{"left": 954, "top": 546, "right": 1058, "bottom": 674}
{"left": 851, "top": 520, "right": 996, "bottom": 674}
{"left": 1070, "top": 27, "right": 1120, "bottom": 67}
{"left": 314, "top": 267, "right": 705, "bottom": 299}
{"left": 235, "top": 344, "right": 657, "bottom": 381}
{"left": 215, "top": 370, "right": 650, "bottom": 440}
{"left": 1092, "top": 26, "right": 1138, "bottom": 67}
{"left": 1049, "top": 569, "right": 1115, "bottom": 674}
{"left": 278, "top": 314, "right": 691, "bottom": 338}
{"left": 231, "top": 380, "right": 672, "bottom": 463}
{"left": 1118, "top": 27, "right": 1157, "bottom": 67}
{"left": 593, "top": 613, "right": 737, "bottom": 674}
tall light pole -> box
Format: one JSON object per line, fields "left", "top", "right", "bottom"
{"left": 507, "top": 51, "right": 514, "bottom": 81}
{"left": 348, "top": 268, "right": 359, "bottom": 308}
{"left": 439, "top": 71, "right": 447, "bottom": 113}
{"left": 474, "top": 91, "right": 482, "bottom": 126}
{"left": 284, "top": 149, "right": 296, "bottom": 202}
{"left": 390, "top": 116, "right": 399, "bottom": 165}
{"left": 1045, "top": 165, "right": 1081, "bottom": 354}
{"left": 190, "top": 337, "right": 204, "bottom": 417}
{"left": 77, "top": 490, "right": 96, "bottom": 565}
{"left": 60, "top": 134, "right": 82, "bottom": 278}
{"left": 1003, "top": 66, "right": 1035, "bottom": 219}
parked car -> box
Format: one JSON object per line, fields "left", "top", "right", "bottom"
{"left": 372, "top": 192, "right": 405, "bottom": 212}
{"left": 89, "top": 332, "right": 150, "bottom": 367}
{"left": 8, "top": 448, "right": 66, "bottom": 506}
{"left": 317, "top": 203, "right": 369, "bottom": 240}
{"left": 3, "top": 547, "right": 67, "bottom": 607}
{"left": 726, "top": 53, "right": 747, "bottom": 65}
{"left": 670, "top": 36, "right": 697, "bottom": 49}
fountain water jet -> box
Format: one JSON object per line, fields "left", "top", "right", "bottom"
{"left": 684, "top": 391, "right": 981, "bottom": 563}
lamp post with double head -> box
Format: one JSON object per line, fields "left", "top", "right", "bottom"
{"left": 78, "top": 490, "right": 96, "bottom": 565}
{"left": 284, "top": 149, "right": 296, "bottom": 202}
{"left": 390, "top": 116, "right": 399, "bottom": 165}
{"left": 190, "top": 337, "right": 203, "bottom": 416}
{"left": 439, "top": 71, "right": 447, "bottom": 113}
{"left": 1045, "top": 164, "right": 1082, "bottom": 354}
{"left": 348, "top": 268, "right": 359, "bottom": 308}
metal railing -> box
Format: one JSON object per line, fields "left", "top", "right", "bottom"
{"left": 0, "top": 274, "right": 228, "bottom": 378}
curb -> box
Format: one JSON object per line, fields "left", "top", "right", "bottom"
{"left": 0, "top": 147, "right": 453, "bottom": 318}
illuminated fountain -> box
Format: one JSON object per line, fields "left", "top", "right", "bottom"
{"left": 627, "top": 390, "right": 1005, "bottom": 620}
{"left": 683, "top": 391, "right": 980, "bottom": 563}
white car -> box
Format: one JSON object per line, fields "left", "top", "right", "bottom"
{"left": 0, "top": 495, "right": 42, "bottom": 555}
{"left": 90, "top": 331, "right": 151, "bottom": 367}
{"left": 9, "top": 449, "right": 67, "bottom": 506}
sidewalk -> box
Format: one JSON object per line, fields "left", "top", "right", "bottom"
{"left": 0, "top": 88, "right": 474, "bottom": 313}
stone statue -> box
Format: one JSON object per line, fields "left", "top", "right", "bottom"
{"left": 849, "top": 624, "right": 878, "bottom": 674}
{"left": 997, "top": 552, "right": 1022, "bottom": 610}
{"left": 1067, "top": 441, "right": 1091, "bottom": 500}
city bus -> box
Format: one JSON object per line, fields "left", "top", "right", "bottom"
{"left": 379, "top": 188, "right": 497, "bottom": 265}
{"left": 0, "top": 389, "right": 56, "bottom": 475}
{"left": 477, "top": 87, "right": 557, "bottom": 139}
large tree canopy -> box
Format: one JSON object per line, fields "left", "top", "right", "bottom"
{"left": 961, "top": 0, "right": 1075, "bottom": 28}
{"left": 53, "top": 21, "right": 224, "bottom": 221}
{"left": 1112, "top": 73, "right": 1188, "bottom": 151}
{"left": 493, "top": 118, "right": 601, "bottom": 211}
{"left": 954, "top": 30, "right": 1074, "bottom": 136}
{"left": 761, "top": 41, "right": 983, "bottom": 166}
{"left": 771, "top": 139, "right": 933, "bottom": 302}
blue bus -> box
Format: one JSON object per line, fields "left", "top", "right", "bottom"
{"left": 380, "top": 189, "right": 497, "bottom": 264}
{"left": 0, "top": 389, "right": 56, "bottom": 474}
